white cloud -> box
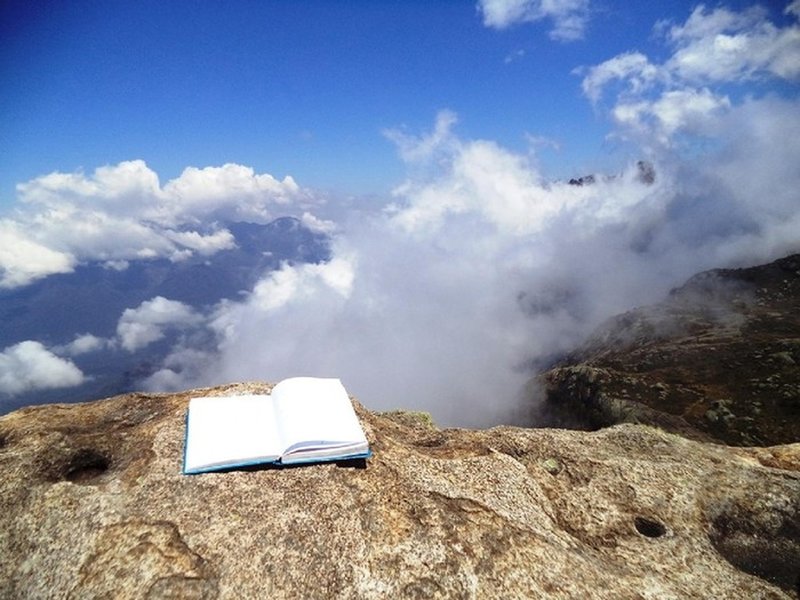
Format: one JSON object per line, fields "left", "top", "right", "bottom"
{"left": 85, "top": 91, "right": 793, "bottom": 428}
{"left": 0, "top": 341, "right": 85, "bottom": 395}
{"left": 478, "top": 0, "right": 591, "bottom": 41}
{"left": 116, "top": 296, "right": 202, "bottom": 352}
{"left": 1, "top": 160, "right": 315, "bottom": 288}
{"left": 665, "top": 4, "right": 800, "bottom": 83}
{"left": 55, "top": 334, "right": 110, "bottom": 357}
{"left": 0, "top": 220, "right": 75, "bottom": 288}
{"left": 250, "top": 257, "right": 354, "bottom": 311}
{"left": 151, "top": 102, "right": 798, "bottom": 427}
{"left": 18, "top": 159, "right": 161, "bottom": 207}
{"left": 579, "top": 51, "right": 661, "bottom": 103}
{"left": 300, "top": 212, "right": 337, "bottom": 234}
{"left": 211, "top": 256, "right": 355, "bottom": 342}
{"left": 612, "top": 88, "right": 731, "bottom": 145}
{"left": 388, "top": 133, "right": 659, "bottom": 237}
{"left": 708, "top": 96, "right": 800, "bottom": 225}
{"left": 140, "top": 346, "right": 216, "bottom": 391}
{"left": 160, "top": 163, "right": 302, "bottom": 224}
{"left": 649, "top": 88, "right": 730, "bottom": 134}
{"left": 580, "top": 2, "right": 800, "bottom": 148}
{"left": 30, "top": 207, "right": 177, "bottom": 261}
{"left": 383, "top": 109, "right": 459, "bottom": 164}
{"left": 163, "top": 229, "right": 236, "bottom": 255}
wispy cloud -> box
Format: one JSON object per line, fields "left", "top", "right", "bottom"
{"left": 478, "top": 0, "right": 591, "bottom": 41}
{"left": 382, "top": 109, "right": 459, "bottom": 164}
{"left": 504, "top": 48, "right": 526, "bottom": 64}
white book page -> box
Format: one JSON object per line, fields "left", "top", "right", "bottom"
{"left": 184, "top": 395, "right": 283, "bottom": 473}
{"left": 272, "top": 377, "right": 367, "bottom": 453}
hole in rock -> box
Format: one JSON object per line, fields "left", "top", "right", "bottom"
{"left": 634, "top": 516, "right": 666, "bottom": 538}
{"left": 65, "top": 449, "right": 111, "bottom": 483}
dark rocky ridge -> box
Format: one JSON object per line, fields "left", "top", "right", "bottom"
{"left": 539, "top": 253, "right": 800, "bottom": 446}
{"left": 567, "top": 160, "right": 655, "bottom": 187}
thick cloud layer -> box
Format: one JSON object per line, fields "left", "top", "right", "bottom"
{"left": 155, "top": 98, "right": 794, "bottom": 426}
{"left": 143, "top": 3, "right": 799, "bottom": 425}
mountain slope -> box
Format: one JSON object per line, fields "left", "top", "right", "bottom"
{"left": 538, "top": 253, "right": 800, "bottom": 446}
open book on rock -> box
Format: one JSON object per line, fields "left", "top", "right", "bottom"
{"left": 183, "top": 377, "right": 370, "bottom": 474}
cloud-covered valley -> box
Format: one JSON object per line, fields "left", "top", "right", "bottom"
{"left": 1, "top": 2, "right": 798, "bottom": 425}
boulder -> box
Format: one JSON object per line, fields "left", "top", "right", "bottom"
{"left": 1, "top": 384, "right": 798, "bottom": 598}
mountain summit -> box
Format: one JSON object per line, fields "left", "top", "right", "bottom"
{"left": 0, "top": 383, "right": 798, "bottom": 597}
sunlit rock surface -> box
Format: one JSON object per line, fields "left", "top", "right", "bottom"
{"left": 540, "top": 253, "right": 800, "bottom": 446}
{"left": 1, "top": 384, "right": 798, "bottom": 598}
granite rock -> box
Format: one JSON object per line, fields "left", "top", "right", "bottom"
{"left": 1, "top": 384, "right": 799, "bottom": 598}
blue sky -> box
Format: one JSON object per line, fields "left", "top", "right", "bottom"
{"left": 3, "top": 0, "right": 785, "bottom": 204}
{"left": 2, "top": 1, "right": 799, "bottom": 420}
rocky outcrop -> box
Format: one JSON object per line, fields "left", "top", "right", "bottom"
{"left": 1, "top": 384, "right": 799, "bottom": 598}
{"left": 540, "top": 253, "right": 800, "bottom": 446}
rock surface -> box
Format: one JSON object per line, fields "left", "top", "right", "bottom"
{"left": 1, "top": 384, "right": 799, "bottom": 598}
{"left": 539, "top": 253, "right": 800, "bottom": 446}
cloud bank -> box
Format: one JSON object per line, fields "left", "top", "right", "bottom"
{"left": 146, "top": 2, "right": 797, "bottom": 425}
{"left": 180, "top": 101, "right": 795, "bottom": 425}
{"left": 0, "top": 161, "right": 310, "bottom": 288}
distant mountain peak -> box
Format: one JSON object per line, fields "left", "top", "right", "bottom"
{"left": 566, "top": 160, "right": 655, "bottom": 187}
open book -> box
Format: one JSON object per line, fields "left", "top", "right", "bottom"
{"left": 183, "top": 377, "right": 370, "bottom": 474}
